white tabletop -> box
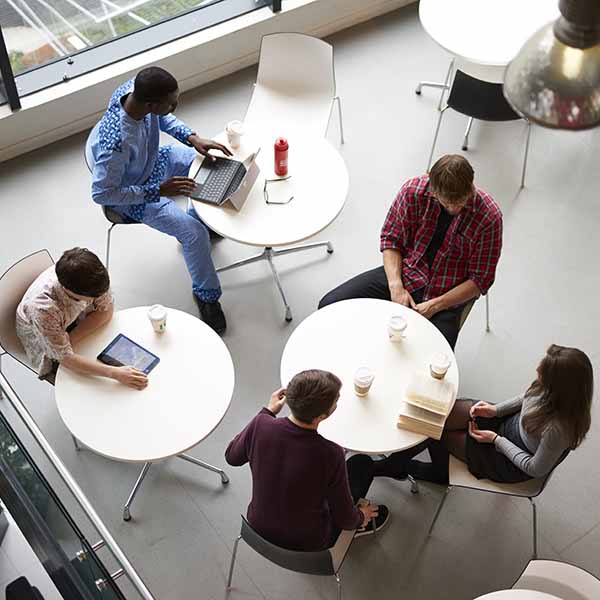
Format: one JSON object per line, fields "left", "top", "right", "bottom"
{"left": 190, "top": 131, "right": 348, "bottom": 248}
{"left": 280, "top": 299, "right": 459, "bottom": 454}
{"left": 419, "top": 0, "right": 559, "bottom": 67}
{"left": 475, "top": 591, "right": 562, "bottom": 600}
{"left": 55, "top": 308, "right": 234, "bottom": 463}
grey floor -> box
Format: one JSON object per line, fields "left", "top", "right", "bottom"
{"left": 1, "top": 4, "right": 600, "bottom": 599}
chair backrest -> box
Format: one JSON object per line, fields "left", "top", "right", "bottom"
{"left": 239, "top": 517, "right": 335, "bottom": 576}
{"left": 514, "top": 560, "right": 600, "bottom": 600}
{"left": 84, "top": 124, "right": 98, "bottom": 174}
{"left": 0, "top": 250, "right": 54, "bottom": 367}
{"left": 255, "top": 33, "right": 335, "bottom": 97}
{"left": 245, "top": 33, "right": 336, "bottom": 137}
{"left": 448, "top": 70, "right": 521, "bottom": 122}
{"left": 458, "top": 298, "right": 476, "bottom": 331}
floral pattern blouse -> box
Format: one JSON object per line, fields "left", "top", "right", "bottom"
{"left": 15, "top": 266, "right": 113, "bottom": 378}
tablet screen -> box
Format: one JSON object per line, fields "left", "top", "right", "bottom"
{"left": 98, "top": 334, "right": 159, "bottom": 374}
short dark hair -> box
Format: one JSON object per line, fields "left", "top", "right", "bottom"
{"left": 286, "top": 369, "right": 342, "bottom": 424}
{"left": 429, "top": 154, "right": 474, "bottom": 202}
{"left": 133, "top": 67, "right": 178, "bottom": 103}
{"left": 55, "top": 248, "right": 110, "bottom": 297}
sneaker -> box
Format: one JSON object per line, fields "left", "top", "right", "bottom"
{"left": 208, "top": 228, "right": 224, "bottom": 242}
{"left": 194, "top": 298, "right": 227, "bottom": 334}
{"left": 355, "top": 504, "right": 390, "bottom": 538}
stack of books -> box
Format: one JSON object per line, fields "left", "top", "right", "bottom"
{"left": 397, "top": 373, "right": 455, "bottom": 440}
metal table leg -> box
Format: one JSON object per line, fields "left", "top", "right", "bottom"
{"left": 123, "top": 462, "right": 152, "bottom": 522}
{"left": 178, "top": 453, "right": 229, "bottom": 484}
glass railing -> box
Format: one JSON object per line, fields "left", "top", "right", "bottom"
{"left": 0, "top": 372, "right": 154, "bottom": 599}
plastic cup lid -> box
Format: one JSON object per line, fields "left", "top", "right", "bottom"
{"left": 389, "top": 315, "right": 407, "bottom": 331}
{"left": 148, "top": 304, "right": 166, "bottom": 319}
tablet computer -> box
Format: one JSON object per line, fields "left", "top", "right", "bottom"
{"left": 97, "top": 334, "right": 160, "bottom": 374}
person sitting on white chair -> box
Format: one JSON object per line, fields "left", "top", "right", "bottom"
{"left": 370, "top": 345, "right": 593, "bottom": 484}
{"left": 225, "top": 369, "right": 388, "bottom": 551}
{"left": 87, "top": 66, "right": 231, "bottom": 334}
{"left": 16, "top": 247, "right": 147, "bottom": 390}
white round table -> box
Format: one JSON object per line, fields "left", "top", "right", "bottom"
{"left": 189, "top": 131, "right": 349, "bottom": 322}
{"left": 280, "top": 299, "right": 459, "bottom": 455}
{"left": 55, "top": 307, "right": 234, "bottom": 520}
{"left": 475, "top": 591, "right": 562, "bottom": 600}
{"left": 420, "top": 0, "right": 559, "bottom": 67}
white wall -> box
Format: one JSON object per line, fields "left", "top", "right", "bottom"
{"left": 0, "top": 0, "right": 415, "bottom": 163}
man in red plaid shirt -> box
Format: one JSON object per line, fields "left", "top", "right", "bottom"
{"left": 319, "top": 155, "right": 502, "bottom": 348}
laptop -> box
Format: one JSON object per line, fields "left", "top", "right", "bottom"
{"left": 190, "top": 149, "right": 260, "bottom": 211}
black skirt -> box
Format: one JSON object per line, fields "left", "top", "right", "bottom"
{"left": 466, "top": 412, "right": 533, "bottom": 483}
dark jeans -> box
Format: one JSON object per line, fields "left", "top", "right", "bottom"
{"left": 346, "top": 454, "right": 376, "bottom": 502}
{"left": 318, "top": 266, "right": 463, "bottom": 349}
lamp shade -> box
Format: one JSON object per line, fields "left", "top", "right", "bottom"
{"left": 504, "top": 19, "right": 600, "bottom": 130}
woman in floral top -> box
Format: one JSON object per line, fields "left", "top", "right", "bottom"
{"left": 16, "top": 248, "right": 147, "bottom": 389}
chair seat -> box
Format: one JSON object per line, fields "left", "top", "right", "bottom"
{"left": 102, "top": 206, "right": 138, "bottom": 225}
{"left": 448, "top": 70, "right": 521, "bottom": 122}
{"left": 448, "top": 455, "right": 545, "bottom": 497}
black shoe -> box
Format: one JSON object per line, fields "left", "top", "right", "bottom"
{"left": 208, "top": 228, "right": 224, "bottom": 242}
{"left": 194, "top": 298, "right": 227, "bottom": 334}
{"left": 355, "top": 504, "right": 390, "bottom": 538}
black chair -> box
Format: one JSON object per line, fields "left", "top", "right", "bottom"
{"left": 5, "top": 576, "right": 45, "bottom": 599}
{"left": 84, "top": 126, "right": 139, "bottom": 269}
{"left": 227, "top": 516, "right": 356, "bottom": 600}
{"left": 428, "top": 69, "right": 532, "bottom": 188}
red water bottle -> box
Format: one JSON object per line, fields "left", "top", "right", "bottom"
{"left": 274, "top": 137, "right": 289, "bottom": 176}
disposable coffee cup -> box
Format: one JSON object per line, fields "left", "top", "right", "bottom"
{"left": 388, "top": 315, "right": 408, "bottom": 342}
{"left": 354, "top": 367, "right": 375, "bottom": 397}
{"left": 226, "top": 120, "right": 245, "bottom": 149}
{"left": 148, "top": 304, "right": 167, "bottom": 333}
{"left": 430, "top": 352, "right": 451, "bottom": 380}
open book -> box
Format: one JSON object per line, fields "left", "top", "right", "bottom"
{"left": 397, "top": 372, "right": 455, "bottom": 440}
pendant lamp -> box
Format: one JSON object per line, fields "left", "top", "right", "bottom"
{"left": 503, "top": 0, "right": 600, "bottom": 130}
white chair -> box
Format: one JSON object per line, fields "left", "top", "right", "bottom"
{"left": 513, "top": 560, "right": 600, "bottom": 600}
{"left": 428, "top": 454, "right": 567, "bottom": 559}
{"left": 0, "top": 251, "right": 80, "bottom": 450}
{"left": 244, "top": 32, "right": 344, "bottom": 142}
{"left": 0, "top": 250, "right": 54, "bottom": 389}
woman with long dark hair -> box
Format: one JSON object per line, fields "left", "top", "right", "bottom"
{"left": 370, "top": 345, "right": 593, "bottom": 484}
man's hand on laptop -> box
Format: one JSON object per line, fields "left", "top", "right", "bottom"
{"left": 358, "top": 502, "right": 379, "bottom": 526}
{"left": 267, "top": 387, "right": 287, "bottom": 415}
{"left": 189, "top": 134, "right": 233, "bottom": 161}
{"left": 160, "top": 176, "right": 197, "bottom": 197}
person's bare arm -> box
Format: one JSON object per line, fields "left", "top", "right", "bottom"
{"left": 69, "top": 305, "right": 113, "bottom": 346}
{"left": 61, "top": 354, "right": 148, "bottom": 390}
{"left": 383, "top": 249, "right": 416, "bottom": 308}
{"left": 416, "top": 280, "right": 480, "bottom": 319}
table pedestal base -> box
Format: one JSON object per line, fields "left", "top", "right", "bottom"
{"left": 216, "top": 242, "right": 334, "bottom": 322}
{"left": 122, "top": 455, "right": 229, "bottom": 521}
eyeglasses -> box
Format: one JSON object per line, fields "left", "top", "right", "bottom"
{"left": 264, "top": 176, "right": 294, "bottom": 205}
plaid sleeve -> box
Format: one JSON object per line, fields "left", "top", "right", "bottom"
{"left": 468, "top": 215, "right": 503, "bottom": 295}
{"left": 380, "top": 181, "right": 416, "bottom": 254}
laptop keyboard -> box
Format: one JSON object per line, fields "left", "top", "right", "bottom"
{"left": 201, "top": 159, "right": 244, "bottom": 204}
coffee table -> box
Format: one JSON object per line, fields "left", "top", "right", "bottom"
{"left": 189, "top": 130, "right": 348, "bottom": 322}
{"left": 280, "top": 299, "right": 459, "bottom": 456}
{"left": 55, "top": 307, "right": 234, "bottom": 521}
{"left": 475, "top": 591, "right": 562, "bottom": 600}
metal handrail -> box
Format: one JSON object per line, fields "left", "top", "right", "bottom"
{"left": 0, "top": 371, "right": 155, "bottom": 600}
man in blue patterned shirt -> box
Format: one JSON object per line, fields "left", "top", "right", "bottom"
{"left": 87, "top": 66, "right": 231, "bottom": 333}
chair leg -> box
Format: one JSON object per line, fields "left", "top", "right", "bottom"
{"left": 462, "top": 117, "right": 474, "bottom": 151}
{"left": 408, "top": 475, "right": 420, "bottom": 494}
{"left": 428, "top": 486, "right": 451, "bottom": 537}
{"left": 226, "top": 535, "right": 242, "bottom": 590}
{"left": 485, "top": 294, "right": 490, "bottom": 332}
{"left": 428, "top": 106, "right": 448, "bottom": 171}
{"left": 530, "top": 498, "right": 538, "bottom": 559}
{"left": 438, "top": 58, "right": 455, "bottom": 111}
{"left": 520, "top": 121, "right": 532, "bottom": 189}
{"left": 0, "top": 353, "right": 4, "bottom": 400}
{"left": 106, "top": 224, "right": 116, "bottom": 269}
{"left": 335, "top": 574, "right": 342, "bottom": 600}
{"left": 334, "top": 96, "right": 345, "bottom": 144}
{"left": 72, "top": 435, "right": 81, "bottom": 451}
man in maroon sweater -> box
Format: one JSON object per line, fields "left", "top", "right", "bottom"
{"left": 225, "top": 369, "right": 389, "bottom": 551}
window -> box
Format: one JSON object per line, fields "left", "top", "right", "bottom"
{"left": 0, "top": 0, "right": 276, "bottom": 105}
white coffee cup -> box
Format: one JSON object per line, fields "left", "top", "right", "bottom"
{"left": 388, "top": 315, "right": 408, "bottom": 342}
{"left": 354, "top": 367, "right": 375, "bottom": 397}
{"left": 226, "top": 120, "right": 245, "bottom": 149}
{"left": 148, "top": 304, "right": 167, "bottom": 333}
{"left": 430, "top": 352, "right": 451, "bottom": 380}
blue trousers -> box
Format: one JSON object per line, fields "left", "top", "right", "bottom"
{"left": 116, "top": 145, "right": 221, "bottom": 302}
